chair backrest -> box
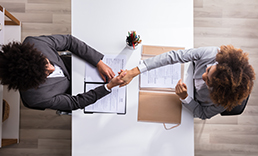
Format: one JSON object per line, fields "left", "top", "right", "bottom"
{"left": 220, "top": 95, "right": 249, "bottom": 116}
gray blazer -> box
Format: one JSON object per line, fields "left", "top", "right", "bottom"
{"left": 143, "top": 47, "right": 226, "bottom": 119}
{"left": 20, "top": 35, "right": 110, "bottom": 111}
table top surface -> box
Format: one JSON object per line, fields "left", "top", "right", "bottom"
{"left": 71, "top": 0, "right": 194, "bottom": 156}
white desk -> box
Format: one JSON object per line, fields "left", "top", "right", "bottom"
{"left": 72, "top": 0, "right": 194, "bottom": 155}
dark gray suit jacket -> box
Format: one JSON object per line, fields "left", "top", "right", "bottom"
{"left": 20, "top": 35, "right": 110, "bottom": 111}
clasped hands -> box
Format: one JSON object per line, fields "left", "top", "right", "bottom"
{"left": 100, "top": 68, "right": 139, "bottom": 90}
{"left": 118, "top": 69, "right": 188, "bottom": 100}
{"left": 96, "top": 60, "right": 127, "bottom": 90}
{"left": 97, "top": 60, "right": 188, "bottom": 99}
{"left": 97, "top": 60, "right": 140, "bottom": 90}
{"left": 114, "top": 68, "right": 189, "bottom": 100}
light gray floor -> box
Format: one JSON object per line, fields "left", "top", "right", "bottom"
{"left": 194, "top": 1, "right": 258, "bottom": 156}
{"left": 0, "top": 0, "right": 257, "bottom": 156}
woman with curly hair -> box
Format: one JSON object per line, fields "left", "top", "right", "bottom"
{"left": 0, "top": 35, "right": 126, "bottom": 112}
{"left": 208, "top": 45, "right": 254, "bottom": 111}
{"left": 120, "top": 45, "right": 255, "bottom": 119}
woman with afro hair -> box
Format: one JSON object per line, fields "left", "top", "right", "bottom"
{"left": 120, "top": 45, "right": 255, "bottom": 119}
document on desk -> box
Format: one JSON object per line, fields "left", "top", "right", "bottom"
{"left": 140, "top": 63, "right": 181, "bottom": 89}
{"left": 84, "top": 54, "right": 126, "bottom": 82}
{"left": 84, "top": 84, "right": 126, "bottom": 114}
{"left": 84, "top": 54, "right": 126, "bottom": 114}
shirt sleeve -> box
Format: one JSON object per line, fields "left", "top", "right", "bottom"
{"left": 104, "top": 84, "right": 111, "bottom": 92}
{"left": 180, "top": 95, "right": 192, "bottom": 104}
{"left": 137, "top": 60, "right": 148, "bottom": 73}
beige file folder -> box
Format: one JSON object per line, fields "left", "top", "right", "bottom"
{"left": 138, "top": 91, "right": 182, "bottom": 124}
{"left": 138, "top": 45, "right": 184, "bottom": 128}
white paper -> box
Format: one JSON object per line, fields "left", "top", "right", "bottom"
{"left": 85, "top": 54, "right": 126, "bottom": 82}
{"left": 84, "top": 54, "right": 126, "bottom": 114}
{"left": 140, "top": 63, "right": 181, "bottom": 88}
{"left": 84, "top": 84, "right": 126, "bottom": 113}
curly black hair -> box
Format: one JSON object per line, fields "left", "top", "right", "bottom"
{"left": 210, "top": 45, "right": 255, "bottom": 111}
{"left": 0, "top": 42, "right": 48, "bottom": 91}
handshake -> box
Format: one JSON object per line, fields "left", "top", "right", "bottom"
{"left": 100, "top": 61, "right": 188, "bottom": 100}
{"left": 106, "top": 67, "right": 140, "bottom": 90}
{"left": 97, "top": 60, "right": 140, "bottom": 90}
{"left": 107, "top": 68, "right": 188, "bottom": 100}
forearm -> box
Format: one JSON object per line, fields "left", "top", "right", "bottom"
{"left": 130, "top": 67, "right": 141, "bottom": 77}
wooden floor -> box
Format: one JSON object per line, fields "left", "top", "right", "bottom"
{"left": 194, "top": 0, "right": 258, "bottom": 156}
{"left": 0, "top": 0, "right": 72, "bottom": 156}
{"left": 0, "top": 0, "right": 257, "bottom": 156}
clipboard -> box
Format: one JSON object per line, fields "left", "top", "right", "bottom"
{"left": 83, "top": 54, "right": 127, "bottom": 115}
{"left": 138, "top": 45, "right": 184, "bottom": 129}
{"left": 83, "top": 81, "right": 127, "bottom": 115}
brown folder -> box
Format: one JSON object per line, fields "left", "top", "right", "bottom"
{"left": 138, "top": 91, "right": 182, "bottom": 124}
{"left": 137, "top": 45, "right": 184, "bottom": 128}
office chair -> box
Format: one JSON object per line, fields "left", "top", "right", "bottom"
{"left": 220, "top": 95, "right": 249, "bottom": 116}
{"left": 56, "top": 51, "right": 72, "bottom": 116}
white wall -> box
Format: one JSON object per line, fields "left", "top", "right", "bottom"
{"left": 0, "top": 7, "right": 5, "bottom": 148}
{"left": 0, "top": 8, "right": 21, "bottom": 147}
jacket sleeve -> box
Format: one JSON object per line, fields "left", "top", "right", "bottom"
{"left": 25, "top": 34, "right": 104, "bottom": 66}
{"left": 143, "top": 47, "right": 219, "bottom": 71}
{"left": 182, "top": 98, "right": 226, "bottom": 120}
{"left": 48, "top": 85, "right": 110, "bottom": 111}
{"left": 22, "top": 85, "right": 111, "bottom": 111}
